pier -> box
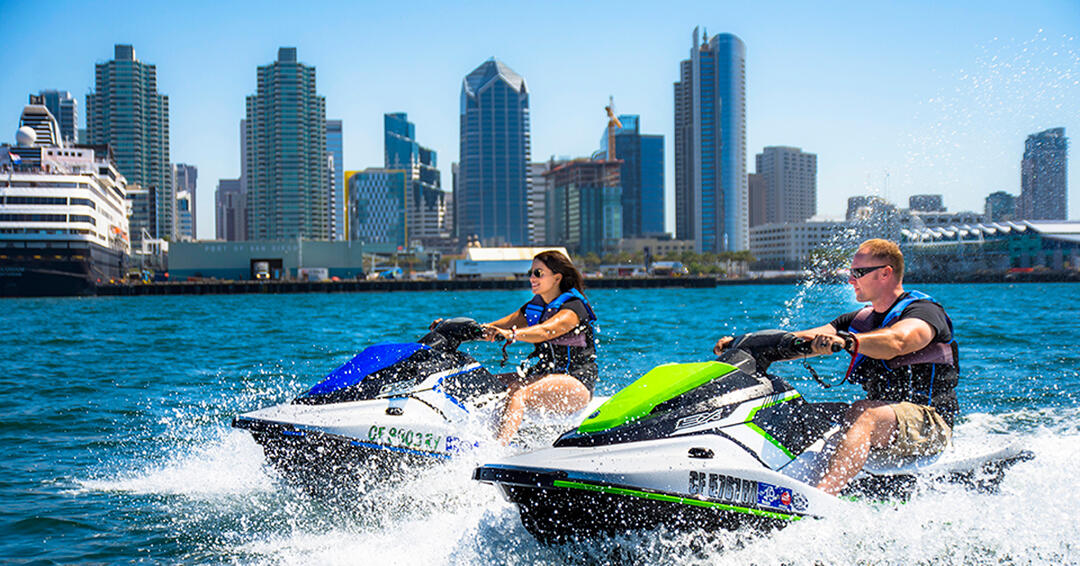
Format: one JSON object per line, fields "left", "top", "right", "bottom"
{"left": 95, "top": 276, "right": 720, "bottom": 296}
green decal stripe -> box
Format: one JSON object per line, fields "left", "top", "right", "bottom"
{"left": 744, "top": 392, "right": 802, "bottom": 459}
{"left": 551, "top": 480, "right": 802, "bottom": 522}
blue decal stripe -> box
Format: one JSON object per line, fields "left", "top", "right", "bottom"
{"left": 433, "top": 365, "right": 483, "bottom": 411}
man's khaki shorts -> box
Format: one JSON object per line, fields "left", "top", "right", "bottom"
{"left": 885, "top": 402, "right": 952, "bottom": 458}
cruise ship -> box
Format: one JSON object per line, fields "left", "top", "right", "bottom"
{"left": 0, "top": 105, "right": 130, "bottom": 296}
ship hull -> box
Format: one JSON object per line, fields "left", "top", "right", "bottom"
{"left": 0, "top": 242, "right": 126, "bottom": 297}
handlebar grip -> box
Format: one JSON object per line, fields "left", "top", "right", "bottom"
{"left": 831, "top": 342, "right": 843, "bottom": 353}
{"left": 792, "top": 337, "right": 813, "bottom": 355}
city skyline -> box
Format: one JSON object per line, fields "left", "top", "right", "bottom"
{"left": 2, "top": 1, "right": 1078, "bottom": 239}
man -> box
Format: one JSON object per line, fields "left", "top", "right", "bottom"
{"left": 723, "top": 239, "right": 959, "bottom": 495}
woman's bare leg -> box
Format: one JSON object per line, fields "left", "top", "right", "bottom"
{"left": 496, "top": 374, "right": 591, "bottom": 445}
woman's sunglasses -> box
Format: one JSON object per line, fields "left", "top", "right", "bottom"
{"left": 850, "top": 265, "right": 888, "bottom": 279}
{"left": 527, "top": 269, "right": 546, "bottom": 278}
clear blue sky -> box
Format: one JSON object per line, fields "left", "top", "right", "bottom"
{"left": 2, "top": 0, "right": 1078, "bottom": 239}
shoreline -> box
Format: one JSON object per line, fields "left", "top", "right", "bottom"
{"left": 88, "top": 269, "right": 1080, "bottom": 296}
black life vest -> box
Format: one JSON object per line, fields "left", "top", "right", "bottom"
{"left": 523, "top": 289, "right": 596, "bottom": 329}
{"left": 847, "top": 290, "right": 960, "bottom": 424}
{"left": 520, "top": 289, "right": 597, "bottom": 369}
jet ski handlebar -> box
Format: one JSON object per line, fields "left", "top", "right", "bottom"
{"left": 418, "top": 317, "right": 486, "bottom": 351}
{"left": 718, "top": 329, "right": 855, "bottom": 372}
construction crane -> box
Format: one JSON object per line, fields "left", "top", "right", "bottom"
{"left": 605, "top": 95, "right": 622, "bottom": 161}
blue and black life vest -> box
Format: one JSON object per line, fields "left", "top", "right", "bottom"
{"left": 847, "top": 290, "right": 960, "bottom": 424}
{"left": 523, "top": 288, "right": 597, "bottom": 327}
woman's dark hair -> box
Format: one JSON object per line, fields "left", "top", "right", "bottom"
{"left": 534, "top": 250, "right": 586, "bottom": 295}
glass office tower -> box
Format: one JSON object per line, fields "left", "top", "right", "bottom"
{"left": 385, "top": 113, "right": 446, "bottom": 244}
{"left": 674, "top": 29, "right": 747, "bottom": 251}
{"left": 457, "top": 58, "right": 531, "bottom": 246}
{"left": 605, "top": 115, "right": 665, "bottom": 237}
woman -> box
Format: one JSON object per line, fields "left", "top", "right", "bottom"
{"left": 483, "top": 250, "right": 598, "bottom": 444}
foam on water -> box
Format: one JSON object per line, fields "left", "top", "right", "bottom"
{"left": 73, "top": 406, "right": 1078, "bottom": 565}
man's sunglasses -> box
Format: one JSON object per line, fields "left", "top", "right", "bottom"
{"left": 526, "top": 269, "right": 546, "bottom": 278}
{"left": 850, "top": 265, "right": 889, "bottom": 279}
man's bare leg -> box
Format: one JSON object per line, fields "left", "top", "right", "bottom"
{"left": 816, "top": 400, "right": 898, "bottom": 495}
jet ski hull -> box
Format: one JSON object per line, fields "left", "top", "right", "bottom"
{"left": 475, "top": 465, "right": 801, "bottom": 543}
{"left": 233, "top": 395, "right": 472, "bottom": 493}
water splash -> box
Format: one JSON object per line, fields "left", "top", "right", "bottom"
{"left": 903, "top": 30, "right": 1079, "bottom": 210}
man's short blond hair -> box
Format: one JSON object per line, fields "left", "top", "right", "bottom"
{"left": 857, "top": 238, "right": 904, "bottom": 278}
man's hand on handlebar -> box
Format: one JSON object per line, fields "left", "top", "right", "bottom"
{"left": 809, "top": 334, "right": 847, "bottom": 356}
{"left": 429, "top": 318, "right": 444, "bottom": 330}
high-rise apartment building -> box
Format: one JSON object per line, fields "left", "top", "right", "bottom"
{"left": 753, "top": 146, "right": 817, "bottom": 226}
{"left": 544, "top": 159, "right": 622, "bottom": 256}
{"left": 244, "top": 47, "right": 328, "bottom": 240}
{"left": 86, "top": 44, "right": 172, "bottom": 241}
{"left": 29, "top": 90, "right": 78, "bottom": 144}
{"left": 326, "top": 119, "right": 344, "bottom": 240}
{"left": 385, "top": 113, "right": 448, "bottom": 245}
{"left": 603, "top": 115, "right": 664, "bottom": 237}
{"left": 172, "top": 163, "right": 197, "bottom": 240}
{"left": 1020, "top": 127, "right": 1068, "bottom": 220}
{"left": 674, "top": 29, "right": 748, "bottom": 252}
{"left": 215, "top": 178, "right": 245, "bottom": 241}
{"left": 346, "top": 169, "right": 409, "bottom": 247}
{"left": 457, "top": 58, "right": 531, "bottom": 246}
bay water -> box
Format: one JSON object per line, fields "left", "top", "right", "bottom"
{"left": 2, "top": 283, "right": 1077, "bottom": 564}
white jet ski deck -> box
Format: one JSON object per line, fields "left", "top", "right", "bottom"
{"left": 234, "top": 318, "right": 606, "bottom": 493}
{"left": 473, "top": 330, "right": 1034, "bottom": 543}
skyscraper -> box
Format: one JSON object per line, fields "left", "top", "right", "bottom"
{"left": 326, "top": 119, "right": 344, "bottom": 240}
{"left": 29, "top": 90, "right": 78, "bottom": 145}
{"left": 458, "top": 58, "right": 531, "bottom": 246}
{"left": 603, "top": 115, "right": 665, "bottom": 237}
{"left": 1020, "top": 127, "right": 1068, "bottom": 220}
{"left": 215, "top": 178, "right": 245, "bottom": 241}
{"left": 172, "top": 163, "right": 197, "bottom": 240}
{"left": 244, "top": 47, "right": 328, "bottom": 240}
{"left": 674, "top": 29, "right": 748, "bottom": 251}
{"left": 385, "top": 113, "right": 448, "bottom": 245}
{"left": 753, "top": 146, "right": 817, "bottom": 225}
{"left": 86, "top": 44, "right": 172, "bottom": 241}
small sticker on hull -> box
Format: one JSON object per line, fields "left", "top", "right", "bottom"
{"left": 688, "top": 472, "right": 807, "bottom": 514}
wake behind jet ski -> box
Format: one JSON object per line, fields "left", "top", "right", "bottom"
{"left": 233, "top": 318, "right": 603, "bottom": 492}
{"left": 473, "top": 330, "right": 1033, "bottom": 543}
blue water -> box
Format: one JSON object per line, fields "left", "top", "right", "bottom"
{"left": 3, "top": 284, "right": 1078, "bottom": 564}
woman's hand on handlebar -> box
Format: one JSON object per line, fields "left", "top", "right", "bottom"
{"left": 713, "top": 336, "right": 734, "bottom": 356}
{"left": 482, "top": 324, "right": 512, "bottom": 342}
